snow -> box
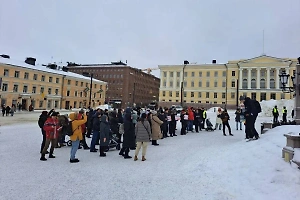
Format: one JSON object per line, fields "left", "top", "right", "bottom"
{"left": 0, "top": 110, "right": 300, "bottom": 200}
{"left": 293, "top": 149, "right": 300, "bottom": 163}
{"left": 0, "top": 57, "right": 106, "bottom": 84}
{"left": 260, "top": 99, "right": 294, "bottom": 118}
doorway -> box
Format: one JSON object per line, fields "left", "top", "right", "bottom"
{"left": 22, "top": 99, "right": 27, "bottom": 110}
{"left": 65, "top": 101, "right": 70, "bottom": 109}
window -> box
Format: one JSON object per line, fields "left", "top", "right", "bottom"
{"left": 206, "top": 81, "right": 210, "bottom": 87}
{"left": 40, "top": 87, "right": 44, "bottom": 93}
{"left": 261, "top": 70, "right": 265, "bottom": 77}
{"left": 55, "top": 101, "right": 59, "bottom": 109}
{"left": 214, "top": 93, "right": 217, "bottom": 98}
{"left": 270, "top": 70, "right": 275, "bottom": 77}
{"left": 184, "top": 81, "right": 187, "bottom": 87}
{"left": 281, "top": 93, "right": 285, "bottom": 99}
{"left": 163, "top": 81, "right": 166, "bottom": 87}
{"left": 214, "top": 82, "right": 218, "bottom": 87}
{"left": 251, "top": 70, "right": 256, "bottom": 77}
{"left": 33, "top": 74, "right": 37, "bottom": 80}
{"left": 41, "top": 75, "right": 45, "bottom": 81}
{"left": 177, "top": 81, "right": 180, "bottom": 88}
{"left": 222, "top": 81, "right": 226, "bottom": 87}
{"left": 13, "top": 85, "right": 18, "bottom": 92}
{"left": 260, "top": 79, "right": 266, "bottom": 89}
{"left": 231, "top": 81, "right": 235, "bottom": 87}
{"left": 232, "top": 71, "right": 236, "bottom": 76}
{"left": 48, "top": 88, "right": 52, "bottom": 95}
{"left": 162, "top": 91, "right": 166, "bottom": 97}
{"left": 270, "top": 93, "right": 276, "bottom": 100}
{"left": 169, "top": 91, "right": 172, "bottom": 97}
{"left": 67, "top": 90, "right": 70, "bottom": 96}
{"left": 39, "top": 101, "right": 43, "bottom": 108}
{"left": 170, "top": 81, "right": 173, "bottom": 87}
{"left": 75, "top": 91, "right": 78, "bottom": 96}
{"left": 32, "top": 86, "right": 36, "bottom": 93}
{"left": 14, "top": 71, "right": 20, "bottom": 78}
{"left": 260, "top": 93, "right": 266, "bottom": 101}
{"left": 68, "top": 80, "right": 71, "bottom": 85}
{"left": 2, "top": 83, "right": 8, "bottom": 91}
{"left": 270, "top": 79, "right": 275, "bottom": 89}
{"left": 199, "top": 72, "right": 202, "bottom": 77}
{"left": 48, "top": 77, "right": 52, "bottom": 82}
{"left": 4, "top": 69, "right": 9, "bottom": 76}
{"left": 24, "top": 72, "right": 29, "bottom": 79}
{"left": 80, "top": 92, "right": 83, "bottom": 97}
{"left": 170, "top": 72, "right": 173, "bottom": 77}
{"left": 251, "top": 92, "right": 256, "bottom": 100}
{"left": 55, "top": 89, "right": 59, "bottom": 95}
{"left": 93, "top": 93, "right": 96, "bottom": 98}
{"left": 251, "top": 79, "right": 256, "bottom": 89}
{"left": 191, "top": 81, "right": 194, "bottom": 87}
{"left": 184, "top": 72, "right": 187, "bottom": 77}
{"left": 242, "top": 79, "right": 247, "bottom": 89}
{"left": 206, "top": 92, "right": 209, "bottom": 98}
{"left": 23, "top": 85, "right": 28, "bottom": 93}
{"left": 243, "top": 92, "right": 247, "bottom": 97}
{"left": 163, "top": 72, "right": 167, "bottom": 77}
{"left": 191, "top": 72, "right": 195, "bottom": 77}
{"left": 206, "top": 72, "right": 210, "bottom": 77}
{"left": 56, "top": 78, "right": 59, "bottom": 83}
{"left": 222, "top": 93, "right": 226, "bottom": 98}
{"left": 184, "top": 92, "right": 187, "bottom": 97}
{"left": 81, "top": 82, "right": 83, "bottom": 87}
{"left": 198, "top": 81, "right": 202, "bottom": 87}
{"left": 222, "top": 71, "right": 226, "bottom": 77}
{"left": 176, "top": 91, "right": 179, "bottom": 97}
{"left": 214, "top": 71, "right": 218, "bottom": 77}
{"left": 198, "top": 92, "right": 201, "bottom": 98}
{"left": 176, "top": 72, "right": 180, "bottom": 77}
{"left": 231, "top": 92, "right": 235, "bottom": 99}
{"left": 206, "top": 101, "right": 209, "bottom": 104}
{"left": 94, "top": 84, "right": 97, "bottom": 88}
{"left": 191, "top": 92, "right": 194, "bottom": 97}
{"left": 243, "top": 70, "right": 247, "bottom": 77}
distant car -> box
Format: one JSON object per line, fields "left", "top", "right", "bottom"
{"left": 171, "top": 105, "right": 183, "bottom": 113}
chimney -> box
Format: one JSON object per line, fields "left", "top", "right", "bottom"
{"left": 25, "top": 57, "right": 36, "bottom": 66}
{"left": 0, "top": 54, "right": 10, "bottom": 59}
{"left": 212, "top": 60, "right": 217, "bottom": 64}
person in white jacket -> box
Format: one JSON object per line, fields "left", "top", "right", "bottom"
{"left": 214, "top": 107, "right": 223, "bottom": 130}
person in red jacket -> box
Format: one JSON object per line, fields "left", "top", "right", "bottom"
{"left": 78, "top": 110, "right": 90, "bottom": 150}
{"left": 187, "top": 107, "right": 195, "bottom": 132}
{"left": 40, "top": 112, "right": 62, "bottom": 161}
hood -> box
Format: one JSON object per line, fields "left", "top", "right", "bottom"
{"left": 101, "top": 115, "right": 107, "bottom": 122}
{"left": 69, "top": 112, "right": 77, "bottom": 121}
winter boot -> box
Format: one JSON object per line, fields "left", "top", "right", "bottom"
{"left": 152, "top": 140, "right": 159, "bottom": 146}
{"left": 40, "top": 154, "right": 47, "bottom": 161}
{"left": 99, "top": 146, "right": 106, "bottom": 157}
{"left": 229, "top": 133, "right": 234, "bottom": 136}
{"left": 134, "top": 155, "right": 138, "bottom": 161}
{"left": 223, "top": 133, "right": 227, "bottom": 136}
{"left": 119, "top": 147, "right": 125, "bottom": 156}
{"left": 123, "top": 148, "right": 132, "bottom": 159}
{"left": 70, "top": 159, "right": 80, "bottom": 163}
{"left": 49, "top": 154, "right": 56, "bottom": 158}
{"left": 142, "top": 156, "right": 146, "bottom": 161}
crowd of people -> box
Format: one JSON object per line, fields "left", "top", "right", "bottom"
{"left": 37, "top": 96, "right": 264, "bottom": 163}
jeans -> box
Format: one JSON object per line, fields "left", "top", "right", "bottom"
{"left": 236, "top": 122, "right": 242, "bottom": 130}
{"left": 70, "top": 139, "right": 80, "bottom": 160}
{"left": 188, "top": 120, "right": 193, "bottom": 131}
{"left": 90, "top": 130, "right": 100, "bottom": 151}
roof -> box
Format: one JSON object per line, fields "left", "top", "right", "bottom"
{"left": 0, "top": 57, "right": 107, "bottom": 84}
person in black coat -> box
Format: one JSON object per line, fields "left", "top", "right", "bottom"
{"left": 194, "top": 109, "right": 201, "bottom": 132}
{"left": 220, "top": 109, "right": 233, "bottom": 136}
{"left": 242, "top": 97, "right": 259, "bottom": 140}
{"left": 117, "top": 109, "right": 124, "bottom": 124}
{"left": 86, "top": 109, "right": 94, "bottom": 138}
{"left": 99, "top": 115, "right": 110, "bottom": 157}
{"left": 119, "top": 113, "right": 136, "bottom": 159}
{"left": 38, "top": 111, "right": 49, "bottom": 153}
{"left": 168, "top": 109, "right": 177, "bottom": 137}
{"left": 180, "top": 110, "right": 188, "bottom": 135}
{"left": 109, "top": 111, "right": 121, "bottom": 143}
{"left": 90, "top": 112, "right": 101, "bottom": 152}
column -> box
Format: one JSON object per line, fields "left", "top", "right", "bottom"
{"left": 276, "top": 68, "right": 280, "bottom": 89}
{"left": 160, "top": 71, "right": 164, "bottom": 88}
{"left": 266, "top": 68, "right": 270, "bottom": 89}
{"left": 166, "top": 72, "right": 170, "bottom": 89}
{"left": 247, "top": 69, "right": 251, "bottom": 89}
{"left": 239, "top": 69, "right": 243, "bottom": 89}
{"left": 257, "top": 68, "right": 260, "bottom": 89}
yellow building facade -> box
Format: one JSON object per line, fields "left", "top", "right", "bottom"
{"left": 0, "top": 57, "right": 107, "bottom": 110}
{"left": 158, "top": 55, "right": 298, "bottom": 108}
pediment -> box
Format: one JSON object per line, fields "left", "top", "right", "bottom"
{"left": 240, "top": 55, "right": 291, "bottom": 64}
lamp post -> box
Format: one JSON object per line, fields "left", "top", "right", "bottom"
{"left": 83, "top": 72, "right": 93, "bottom": 108}
{"left": 181, "top": 60, "right": 189, "bottom": 107}
{"left": 236, "top": 79, "right": 239, "bottom": 108}
{"left": 278, "top": 59, "right": 300, "bottom": 124}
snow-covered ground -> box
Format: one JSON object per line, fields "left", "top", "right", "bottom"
{"left": 0, "top": 110, "right": 299, "bottom": 200}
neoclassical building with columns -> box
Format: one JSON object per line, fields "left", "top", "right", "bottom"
{"left": 158, "top": 55, "right": 298, "bottom": 108}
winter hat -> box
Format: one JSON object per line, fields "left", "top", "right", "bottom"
{"left": 51, "top": 112, "right": 59, "bottom": 117}
{"left": 42, "top": 111, "right": 48, "bottom": 115}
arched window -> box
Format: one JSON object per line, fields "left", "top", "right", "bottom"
{"left": 242, "top": 79, "right": 247, "bottom": 89}
{"left": 270, "top": 79, "right": 275, "bottom": 89}
{"left": 260, "top": 79, "right": 266, "bottom": 89}
{"left": 251, "top": 79, "right": 256, "bottom": 89}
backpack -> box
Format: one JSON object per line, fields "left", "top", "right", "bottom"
{"left": 65, "top": 120, "right": 80, "bottom": 136}
{"left": 254, "top": 100, "right": 262, "bottom": 113}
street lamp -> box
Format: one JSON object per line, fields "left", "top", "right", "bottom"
{"left": 82, "top": 72, "right": 93, "bottom": 108}
{"left": 181, "top": 60, "right": 189, "bottom": 107}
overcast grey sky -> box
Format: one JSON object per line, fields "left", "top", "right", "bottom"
{"left": 1, "top": 0, "right": 300, "bottom": 77}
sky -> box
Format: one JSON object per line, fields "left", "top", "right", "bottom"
{"left": 0, "top": 0, "right": 300, "bottom": 78}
